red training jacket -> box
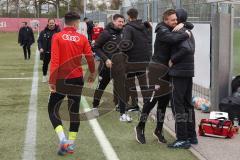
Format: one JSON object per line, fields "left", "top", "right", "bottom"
{"left": 91, "top": 26, "right": 104, "bottom": 41}
{"left": 49, "top": 27, "right": 95, "bottom": 85}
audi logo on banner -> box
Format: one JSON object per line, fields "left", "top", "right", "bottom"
{"left": 62, "top": 34, "right": 80, "bottom": 42}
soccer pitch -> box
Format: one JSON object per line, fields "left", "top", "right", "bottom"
{"left": 0, "top": 32, "right": 200, "bottom": 160}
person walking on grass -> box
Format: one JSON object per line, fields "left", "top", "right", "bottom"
{"left": 37, "top": 18, "right": 60, "bottom": 83}
{"left": 18, "top": 22, "right": 35, "bottom": 60}
{"left": 48, "top": 12, "right": 95, "bottom": 156}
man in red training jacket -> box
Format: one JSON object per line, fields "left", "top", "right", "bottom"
{"left": 91, "top": 22, "right": 104, "bottom": 41}
{"left": 48, "top": 11, "right": 95, "bottom": 156}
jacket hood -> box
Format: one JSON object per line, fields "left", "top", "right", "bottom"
{"left": 127, "top": 20, "right": 145, "bottom": 31}
{"left": 176, "top": 9, "right": 188, "bottom": 23}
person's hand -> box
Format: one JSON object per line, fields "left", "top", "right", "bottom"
{"left": 169, "top": 60, "right": 173, "bottom": 67}
{"left": 173, "top": 23, "right": 184, "bottom": 32}
{"left": 49, "top": 84, "right": 56, "bottom": 93}
{"left": 88, "top": 72, "right": 96, "bottom": 84}
{"left": 185, "top": 30, "right": 191, "bottom": 38}
{"left": 39, "top": 48, "right": 44, "bottom": 53}
{"left": 105, "top": 59, "right": 113, "bottom": 68}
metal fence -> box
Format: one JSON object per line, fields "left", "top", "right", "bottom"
{"left": 120, "top": 0, "right": 152, "bottom": 21}
{"left": 81, "top": 11, "right": 108, "bottom": 25}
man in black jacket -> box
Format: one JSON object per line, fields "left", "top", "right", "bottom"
{"left": 38, "top": 18, "right": 60, "bottom": 82}
{"left": 134, "top": 9, "right": 192, "bottom": 145}
{"left": 122, "top": 8, "right": 152, "bottom": 111}
{"left": 168, "top": 9, "right": 197, "bottom": 149}
{"left": 18, "top": 22, "right": 35, "bottom": 60}
{"left": 92, "top": 14, "right": 132, "bottom": 122}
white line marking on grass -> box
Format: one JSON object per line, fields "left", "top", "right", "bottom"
{"left": 81, "top": 96, "right": 120, "bottom": 160}
{"left": 0, "top": 77, "right": 32, "bottom": 80}
{"left": 22, "top": 50, "right": 39, "bottom": 160}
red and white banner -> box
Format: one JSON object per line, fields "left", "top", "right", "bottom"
{"left": 0, "top": 18, "right": 63, "bottom": 32}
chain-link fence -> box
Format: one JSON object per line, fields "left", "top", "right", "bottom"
{"left": 81, "top": 11, "right": 108, "bottom": 24}
{"left": 120, "top": 0, "right": 152, "bottom": 21}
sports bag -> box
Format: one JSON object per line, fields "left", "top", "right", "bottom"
{"left": 219, "top": 94, "right": 240, "bottom": 121}
{"left": 199, "top": 118, "right": 234, "bottom": 138}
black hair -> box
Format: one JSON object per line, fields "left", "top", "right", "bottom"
{"left": 113, "top": 14, "right": 125, "bottom": 21}
{"left": 64, "top": 12, "right": 81, "bottom": 25}
{"left": 84, "top": 17, "right": 88, "bottom": 21}
{"left": 127, "top": 8, "right": 138, "bottom": 19}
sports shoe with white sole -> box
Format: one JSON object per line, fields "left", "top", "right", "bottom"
{"left": 119, "top": 114, "right": 132, "bottom": 122}
{"left": 134, "top": 126, "right": 146, "bottom": 144}
{"left": 42, "top": 75, "right": 47, "bottom": 83}
{"left": 57, "top": 139, "right": 76, "bottom": 156}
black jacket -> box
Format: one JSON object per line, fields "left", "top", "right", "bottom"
{"left": 122, "top": 20, "right": 152, "bottom": 62}
{"left": 169, "top": 9, "right": 195, "bottom": 77}
{"left": 169, "top": 29, "right": 195, "bottom": 77}
{"left": 37, "top": 25, "right": 60, "bottom": 53}
{"left": 93, "top": 22, "right": 123, "bottom": 62}
{"left": 152, "top": 22, "right": 190, "bottom": 65}
{"left": 18, "top": 26, "right": 35, "bottom": 46}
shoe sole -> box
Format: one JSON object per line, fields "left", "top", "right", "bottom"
{"left": 134, "top": 127, "right": 145, "bottom": 144}
{"left": 152, "top": 132, "right": 166, "bottom": 144}
{"left": 168, "top": 145, "right": 191, "bottom": 149}
{"left": 120, "top": 119, "right": 132, "bottom": 123}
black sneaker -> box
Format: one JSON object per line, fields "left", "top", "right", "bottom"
{"left": 153, "top": 130, "right": 167, "bottom": 143}
{"left": 188, "top": 137, "right": 198, "bottom": 145}
{"left": 134, "top": 126, "right": 146, "bottom": 144}
{"left": 127, "top": 105, "right": 140, "bottom": 112}
{"left": 168, "top": 140, "right": 191, "bottom": 149}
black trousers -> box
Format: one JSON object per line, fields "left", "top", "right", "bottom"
{"left": 23, "top": 43, "right": 31, "bottom": 60}
{"left": 171, "top": 77, "right": 196, "bottom": 141}
{"left": 48, "top": 77, "right": 83, "bottom": 132}
{"left": 42, "top": 52, "right": 51, "bottom": 76}
{"left": 93, "top": 62, "right": 126, "bottom": 114}
{"left": 126, "top": 71, "right": 148, "bottom": 106}
{"left": 93, "top": 65, "right": 111, "bottom": 108}
{"left": 138, "top": 93, "right": 169, "bottom": 133}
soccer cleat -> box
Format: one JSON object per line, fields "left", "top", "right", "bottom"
{"left": 119, "top": 114, "right": 132, "bottom": 122}
{"left": 153, "top": 130, "right": 167, "bottom": 144}
{"left": 188, "top": 137, "right": 198, "bottom": 145}
{"left": 57, "top": 139, "right": 68, "bottom": 156}
{"left": 134, "top": 126, "right": 146, "bottom": 144}
{"left": 57, "top": 140, "right": 75, "bottom": 155}
{"left": 66, "top": 144, "right": 75, "bottom": 154}
{"left": 168, "top": 140, "right": 191, "bottom": 149}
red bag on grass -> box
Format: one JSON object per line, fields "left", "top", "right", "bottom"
{"left": 199, "top": 118, "right": 234, "bottom": 138}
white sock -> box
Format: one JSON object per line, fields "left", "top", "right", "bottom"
{"left": 57, "top": 131, "right": 66, "bottom": 142}
{"left": 55, "top": 125, "right": 66, "bottom": 142}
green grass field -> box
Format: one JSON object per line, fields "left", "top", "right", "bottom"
{"left": 0, "top": 32, "right": 199, "bottom": 160}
